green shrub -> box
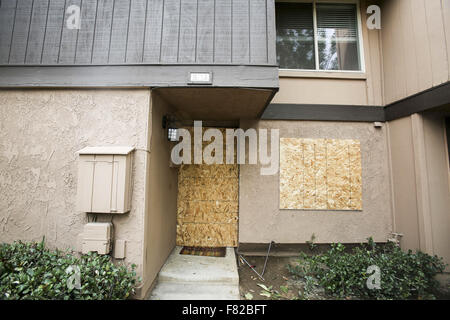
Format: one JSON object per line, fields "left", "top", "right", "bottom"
{"left": 0, "top": 240, "right": 139, "bottom": 300}
{"left": 288, "top": 238, "right": 446, "bottom": 300}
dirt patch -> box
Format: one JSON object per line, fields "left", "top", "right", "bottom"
{"left": 237, "top": 255, "right": 325, "bottom": 300}
{"left": 237, "top": 255, "right": 450, "bottom": 300}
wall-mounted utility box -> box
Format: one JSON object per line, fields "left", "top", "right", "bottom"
{"left": 77, "top": 146, "right": 134, "bottom": 214}
{"left": 113, "top": 239, "right": 127, "bottom": 259}
{"left": 81, "top": 222, "right": 113, "bottom": 255}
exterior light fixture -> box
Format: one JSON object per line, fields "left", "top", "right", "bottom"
{"left": 162, "top": 115, "right": 180, "bottom": 142}
{"left": 167, "top": 127, "right": 179, "bottom": 142}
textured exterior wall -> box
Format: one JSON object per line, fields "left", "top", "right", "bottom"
{"left": 239, "top": 120, "right": 393, "bottom": 244}
{"left": 0, "top": 89, "right": 150, "bottom": 279}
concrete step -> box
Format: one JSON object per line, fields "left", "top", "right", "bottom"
{"left": 149, "top": 282, "right": 240, "bottom": 300}
{"left": 148, "top": 247, "right": 241, "bottom": 300}
{"left": 158, "top": 247, "right": 239, "bottom": 285}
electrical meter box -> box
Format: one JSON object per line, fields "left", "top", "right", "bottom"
{"left": 81, "top": 222, "right": 113, "bottom": 255}
{"left": 76, "top": 146, "right": 134, "bottom": 214}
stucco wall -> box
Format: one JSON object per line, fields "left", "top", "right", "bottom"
{"left": 0, "top": 89, "right": 150, "bottom": 279}
{"left": 239, "top": 120, "right": 393, "bottom": 244}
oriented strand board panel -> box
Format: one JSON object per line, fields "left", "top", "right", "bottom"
{"left": 177, "top": 128, "right": 238, "bottom": 247}
{"left": 176, "top": 223, "right": 237, "bottom": 248}
{"left": 280, "top": 138, "right": 362, "bottom": 211}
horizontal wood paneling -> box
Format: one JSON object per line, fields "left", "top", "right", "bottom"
{"left": 0, "top": 64, "right": 279, "bottom": 88}
{"left": 0, "top": 0, "right": 276, "bottom": 66}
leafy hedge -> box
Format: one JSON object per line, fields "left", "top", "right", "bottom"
{"left": 288, "top": 238, "right": 446, "bottom": 300}
{"left": 0, "top": 240, "right": 138, "bottom": 300}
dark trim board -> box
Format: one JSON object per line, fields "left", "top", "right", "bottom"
{"left": 384, "top": 81, "right": 450, "bottom": 121}
{"left": 264, "top": 81, "right": 450, "bottom": 122}
{"left": 262, "top": 103, "right": 385, "bottom": 122}
{"left": 0, "top": 65, "right": 279, "bottom": 89}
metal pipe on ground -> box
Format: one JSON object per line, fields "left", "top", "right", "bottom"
{"left": 237, "top": 241, "right": 275, "bottom": 282}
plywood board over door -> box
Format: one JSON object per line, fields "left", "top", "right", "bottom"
{"left": 176, "top": 128, "right": 239, "bottom": 247}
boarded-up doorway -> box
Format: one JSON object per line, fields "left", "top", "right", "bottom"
{"left": 176, "top": 128, "right": 238, "bottom": 247}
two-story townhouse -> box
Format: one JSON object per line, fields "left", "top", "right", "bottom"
{"left": 0, "top": 0, "right": 449, "bottom": 298}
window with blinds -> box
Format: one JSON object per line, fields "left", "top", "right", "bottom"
{"left": 276, "top": 3, "right": 315, "bottom": 69}
{"left": 317, "top": 3, "right": 360, "bottom": 70}
{"left": 276, "top": 2, "right": 362, "bottom": 71}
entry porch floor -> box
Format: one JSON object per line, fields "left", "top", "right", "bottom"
{"left": 148, "top": 246, "right": 240, "bottom": 300}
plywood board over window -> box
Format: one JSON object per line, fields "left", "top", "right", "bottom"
{"left": 280, "top": 138, "right": 362, "bottom": 211}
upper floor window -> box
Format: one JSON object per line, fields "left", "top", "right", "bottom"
{"left": 276, "top": 1, "right": 363, "bottom": 71}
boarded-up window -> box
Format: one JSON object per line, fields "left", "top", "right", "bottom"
{"left": 280, "top": 138, "right": 362, "bottom": 210}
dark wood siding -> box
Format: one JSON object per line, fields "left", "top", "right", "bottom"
{"left": 0, "top": 0, "right": 17, "bottom": 63}
{"left": 0, "top": 0, "right": 277, "bottom": 65}
{"left": 9, "top": 0, "right": 33, "bottom": 64}
{"left": 41, "top": 0, "right": 66, "bottom": 64}
{"left": 25, "top": 0, "right": 49, "bottom": 64}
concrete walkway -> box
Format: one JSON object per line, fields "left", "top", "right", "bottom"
{"left": 148, "top": 247, "right": 240, "bottom": 300}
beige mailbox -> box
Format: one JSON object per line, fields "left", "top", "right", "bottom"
{"left": 76, "top": 146, "right": 134, "bottom": 214}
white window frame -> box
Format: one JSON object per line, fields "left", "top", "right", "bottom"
{"left": 276, "top": 0, "right": 366, "bottom": 73}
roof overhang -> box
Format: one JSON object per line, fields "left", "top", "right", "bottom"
{"left": 153, "top": 87, "right": 277, "bottom": 121}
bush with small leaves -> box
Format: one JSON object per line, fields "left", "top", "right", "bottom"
{"left": 288, "top": 238, "right": 446, "bottom": 300}
{"left": 0, "top": 240, "right": 139, "bottom": 300}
